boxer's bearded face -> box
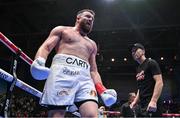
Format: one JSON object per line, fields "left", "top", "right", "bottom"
{"left": 78, "top": 12, "right": 94, "bottom": 34}
{"left": 80, "top": 20, "right": 93, "bottom": 34}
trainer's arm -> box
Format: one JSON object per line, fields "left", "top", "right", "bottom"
{"left": 35, "top": 26, "right": 62, "bottom": 59}
{"left": 150, "top": 74, "right": 163, "bottom": 103}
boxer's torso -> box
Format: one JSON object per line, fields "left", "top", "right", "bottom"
{"left": 55, "top": 27, "right": 95, "bottom": 62}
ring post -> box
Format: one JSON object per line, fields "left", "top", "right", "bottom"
{"left": 2, "top": 49, "right": 22, "bottom": 118}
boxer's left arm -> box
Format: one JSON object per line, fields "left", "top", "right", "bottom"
{"left": 147, "top": 74, "right": 163, "bottom": 112}
{"left": 89, "top": 41, "right": 117, "bottom": 107}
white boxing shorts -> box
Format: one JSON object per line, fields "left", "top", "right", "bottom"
{"left": 40, "top": 54, "right": 98, "bottom": 106}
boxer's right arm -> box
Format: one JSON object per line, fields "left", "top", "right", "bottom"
{"left": 35, "top": 26, "right": 63, "bottom": 60}
{"left": 31, "top": 26, "right": 63, "bottom": 80}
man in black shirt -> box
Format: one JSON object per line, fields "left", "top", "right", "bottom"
{"left": 121, "top": 92, "right": 140, "bottom": 117}
{"left": 130, "top": 43, "right": 163, "bottom": 117}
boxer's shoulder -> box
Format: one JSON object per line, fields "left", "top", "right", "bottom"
{"left": 84, "top": 36, "right": 97, "bottom": 48}
{"left": 51, "top": 26, "right": 73, "bottom": 34}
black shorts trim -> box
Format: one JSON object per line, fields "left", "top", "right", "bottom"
{"left": 74, "top": 99, "right": 98, "bottom": 109}
{"left": 45, "top": 99, "right": 98, "bottom": 111}
{"left": 47, "top": 105, "right": 67, "bottom": 110}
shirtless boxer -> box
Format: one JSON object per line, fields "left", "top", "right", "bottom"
{"left": 30, "top": 9, "right": 117, "bottom": 117}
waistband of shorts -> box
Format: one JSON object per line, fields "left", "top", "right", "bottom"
{"left": 52, "top": 54, "right": 90, "bottom": 70}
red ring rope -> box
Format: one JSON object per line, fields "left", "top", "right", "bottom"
{"left": 0, "top": 32, "right": 33, "bottom": 65}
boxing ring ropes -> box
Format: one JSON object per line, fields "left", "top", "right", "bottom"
{"left": 0, "top": 32, "right": 121, "bottom": 117}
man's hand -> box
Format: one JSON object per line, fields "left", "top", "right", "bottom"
{"left": 95, "top": 83, "right": 117, "bottom": 107}
{"left": 30, "top": 57, "right": 50, "bottom": 80}
{"left": 147, "top": 101, "right": 157, "bottom": 112}
{"left": 130, "top": 101, "right": 136, "bottom": 109}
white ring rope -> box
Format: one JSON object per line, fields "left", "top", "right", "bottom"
{"left": 0, "top": 68, "right": 42, "bottom": 98}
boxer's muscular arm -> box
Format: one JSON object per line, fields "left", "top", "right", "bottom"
{"left": 35, "top": 26, "right": 63, "bottom": 60}
{"left": 89, "top": 41, "right": 102, "bottom": 84}
{"left": 89, "top": 41, "right": 117, "bottom": 107}
{"left": 31, "top": 26, "right": 63, "bottom": 80}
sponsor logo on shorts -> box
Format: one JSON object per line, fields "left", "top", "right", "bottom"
{"left": 62, "top": 67, "right": 80, "bottom": 76}
{"left": 57, "top": 88, "right": 71, "bottom": 96}
{"left": 66, "top": 57, "right": 88, "bottom": 69}
{"left": 90, "top": 90, "right": 97, "bottom": 97}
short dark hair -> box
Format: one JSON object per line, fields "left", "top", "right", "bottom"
{"left": 77, "top": 9, "right": 95, "bottom": 16}
{"left": 129, "top": 92, "right": 136, "bottom": 97}
{"left": 128, "top": 92, "right": 136, "bottom": 101}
